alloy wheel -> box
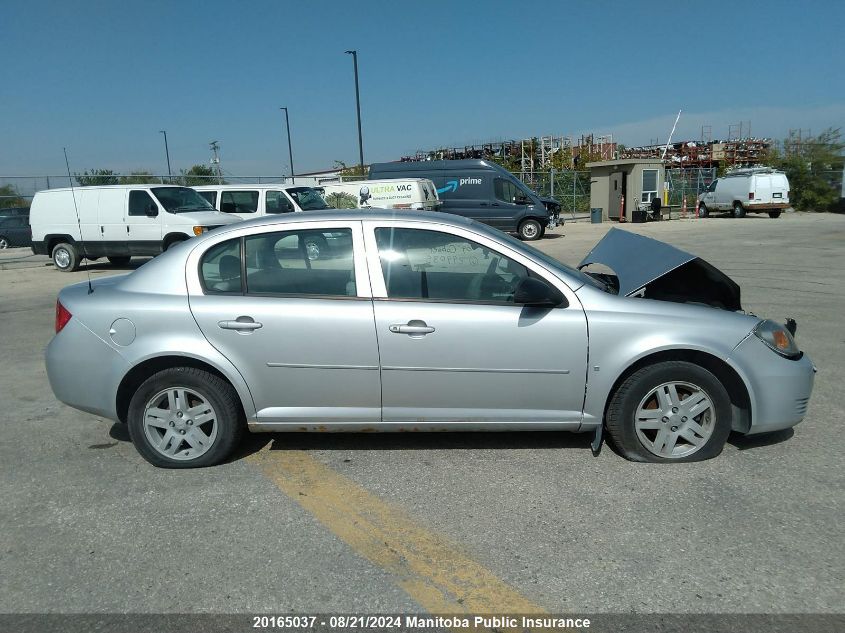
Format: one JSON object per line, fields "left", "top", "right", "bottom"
{"left": 634, "top": 381, "right": 715, "bottom": 459}
{"left": 143, "top": 387, "right": 218, "bottom": 461}
{"left": 54, "top": 248, "right": 71, "bottom": 268}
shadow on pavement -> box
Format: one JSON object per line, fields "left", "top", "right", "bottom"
{"left": 728, "top": 428, "right": 794, "bottom": 450}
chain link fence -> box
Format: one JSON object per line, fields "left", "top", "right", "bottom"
{"left": 1, "top": 167, "right": 744, "bottom": 217}
{"left": 514, "top": 170, "right": 592, "bottom": 218}
{"left": 664, "top": 168, "right": 717, "bottom": 207}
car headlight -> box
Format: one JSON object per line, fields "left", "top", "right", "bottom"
{"left": 193, "top": 226, "right": 208, "bottom": 236}
{"left": 753, "top": 319, "right": 800, "bottom": 358}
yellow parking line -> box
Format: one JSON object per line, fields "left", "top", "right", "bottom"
{"left": 248, "top": 448, "right": 547, "bottom": 627}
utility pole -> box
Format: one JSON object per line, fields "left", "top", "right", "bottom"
{"left": 209, "top": 141, "right": 223, "bottom": 184}
{"left": 280, "top": 107, "right": 295, "bottom": 184}
{"left": 159, "top": 130, "right": 172, "bottom": 183}
{"left": 345, "top": 50, "right": 364, "bottom": 174}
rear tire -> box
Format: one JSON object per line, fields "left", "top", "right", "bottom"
{"left": 697, "top": 203, "right": 709, "bottom": 218}
{"left": 605, "top": 361, "right": 732, "bottom": 463}
{"left": 518, "top": 219, "right": 542, "bottom": 241}
{"left": 732, "top": 202, "right": 746, "bottom": 218}
{"left": 127, "top": 367, "right": 243, "bottom": 468}
{"left": 52, "top": 242, "right": 80, "bottom": 272}
{"left": 768, "top": 210, "right": 781, "bottom": 219}
{"left": 108, "top": 256, "right": 131, "bottom": 266}
{"left": 0, "top": 236, "right": 9, "bottom": 249}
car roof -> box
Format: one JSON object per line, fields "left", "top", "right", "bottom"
{"left": 219, "top": 208, "right": 477, "bottom": 230}
{"left": 192, "top": 183, "right": 310, "bottom": 190}
{"left": 36, "top": 185, "right": 186, "bottom": 194}
{"left": 370, "top": 159, "right": 503, "bottom": 172}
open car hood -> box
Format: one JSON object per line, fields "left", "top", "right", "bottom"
{"left": 578, "top": 228, "right": 742, "bottom": 311}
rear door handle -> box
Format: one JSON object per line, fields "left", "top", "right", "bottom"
{"left": 218, "top": 317, "right": 263, "bottom": 332}
{"left": 389, "top": 322, "right": 435, "bottom": 335}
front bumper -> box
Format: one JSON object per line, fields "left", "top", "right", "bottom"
{"left": 729, "top": 335, "right": 815, "bottom": 435}
{"left": 46, "top": 318, "right": 130, "bottom": 422}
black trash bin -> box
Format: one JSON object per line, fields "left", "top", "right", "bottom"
{"left": 590, "top": 208, "right": 602, "bottom": 224}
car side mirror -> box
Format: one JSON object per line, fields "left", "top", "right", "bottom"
{"left": 513, "top": 194, "right": 530, "bottom": 205}
{"left": 514, "top": 277, "right": 566, "bottom": 308}
{"left": 146, "top": 203, "right": 158, "bottom": 217}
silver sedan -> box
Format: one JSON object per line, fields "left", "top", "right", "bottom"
{"left": 46, "top": 210, "right": 815, "bottom": 467}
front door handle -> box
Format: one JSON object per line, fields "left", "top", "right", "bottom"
{"left": 218, "top": 317, "right": 263, "bottom": 332}
{"left": 389, "top": 321, "right": 435, "bottom": 335}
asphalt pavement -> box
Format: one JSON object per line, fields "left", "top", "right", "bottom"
{"left": 0, "top": 212, "right": 842, "bottom": 618}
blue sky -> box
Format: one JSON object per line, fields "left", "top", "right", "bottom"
{"left": 1, "top": 0, "right": 843, "bottom": 177}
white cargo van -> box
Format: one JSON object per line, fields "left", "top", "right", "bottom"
{"left": 320, "top": 179, "right": 440, "bottom": 211}
{"left": 30, "top": 185, "right": 240, "bottom": 271}
{"left": 193, "top": 184, "right": 329, "bottom": 220}
{"left": 698, "top": 168, "right": 790, "bottom": 218}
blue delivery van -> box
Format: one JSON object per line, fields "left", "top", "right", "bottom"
{"left": 368, "top": 159, "right": 561, "bottom": 240}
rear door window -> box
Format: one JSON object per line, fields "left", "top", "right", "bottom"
{"left": 200, "top": 238, "right": 242, "bottom": 294}
{"left": 243, "top": 228, "right": 356, "bottom": 297}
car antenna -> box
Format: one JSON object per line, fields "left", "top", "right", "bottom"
{"left": 63, "top": 147, "right": 93, "bottom": 294}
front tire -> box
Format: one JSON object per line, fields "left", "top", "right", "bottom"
{"left": 0, "top": 236, "right": 9, "bottom": 249}
{"left": 732, "top": 202, "right": 746, "bottom": 218}
{"left": 605, "top": 361, "right": 732, "bottom": 463}
{"left": 518, "top": 219, "right": 542, "bottom": 241}
{"left": 768, "top": 210, "right": 781, "bottom": 219}
{"left": 697, "top": 203, "right": 709, "bottom": 218}
{"left": 108, "top": 256, "right": 131, "bottom": 266}
{"left": 52, "top": 242, "right": 80, "bottom": 272}
{"left": 127, "top": 367, "right": 243, "bottom": 468}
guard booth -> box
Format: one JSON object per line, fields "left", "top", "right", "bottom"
{"left": 586, "top": 159, "right": 665, "bottom": 221}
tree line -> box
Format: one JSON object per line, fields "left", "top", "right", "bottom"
{"left": 759, "top": 127, "right": 843, "bottom": 212}
{"left": 74, "top": 164, "right": 223, "bottom": 187}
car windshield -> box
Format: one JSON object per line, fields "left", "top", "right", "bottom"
{"left": 287, "top": 187, "right": 329, "bottom": 211}
{"left": 151, "top": 187, "right": 216, "bottom": 213}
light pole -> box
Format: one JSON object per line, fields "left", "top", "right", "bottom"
{"left": 159, "top": 130, "right": 172, "bottom": 182}
{"left": 280, "top": 107, "right": 295, "bottom": 184}
{"left": 345, "top": 50, "right": 364, "bottom": 175}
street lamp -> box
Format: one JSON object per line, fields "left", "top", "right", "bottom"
{"left": 159, "top": 130, "right": 172, "bottom": 183}
{"left": 345, "top": 50, "right": 364, "bottom": 175}
{"left": 279, "top": 107, "right": 295, "bottom": 184}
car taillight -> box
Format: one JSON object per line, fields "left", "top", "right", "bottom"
{"left": 749, "top": 192, "right": 754, "bottom": 200}
{"left": 55, "top": 300, "right": 72, "bottom": 333}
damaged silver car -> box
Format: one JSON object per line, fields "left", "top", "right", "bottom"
{"left": 45, "top": 212, "right": 815, "bottom": 467}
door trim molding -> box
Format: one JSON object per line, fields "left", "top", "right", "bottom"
{"left": 382, "top": 365, "right": 570, "bottom": 374}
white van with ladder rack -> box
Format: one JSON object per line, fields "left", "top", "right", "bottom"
{"left": 698, "top": 168, "right": 790, "bottom": 218}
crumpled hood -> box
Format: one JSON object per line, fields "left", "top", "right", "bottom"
{"left": 578, "top": 228, "right": 742, "bottom": 311}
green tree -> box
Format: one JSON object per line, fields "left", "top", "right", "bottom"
{"left": 75, "top": 169, "right": 119, "bottom": 186}
{"left": 118, "top": 171, "right": 160, "bottom": 185}
{"left": 324, "top": 191, "right": 358, "bottom": 209}
{"left": 334, "top": 160, "right": 368, "bottom": 180}
{"left": 0, "top": 184, "right": 28, "bottom": 208}
{"left": 764, "top": 128, "right": 844, "bottom": 211}
{"left": 179, "top": 164, "right": 220, "bottom": 186}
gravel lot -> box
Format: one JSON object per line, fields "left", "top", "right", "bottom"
{"left": 0, "top": 212, "right": 842, "bottom": 616}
